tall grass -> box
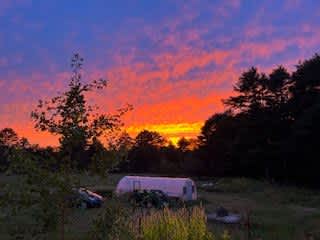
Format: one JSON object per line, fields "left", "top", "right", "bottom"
{"left": 137, "top": 207, "right": 214, "bottom": 240}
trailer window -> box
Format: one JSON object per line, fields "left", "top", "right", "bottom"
{"left": 183, "top": 186, "right": 187, "bottom": 194}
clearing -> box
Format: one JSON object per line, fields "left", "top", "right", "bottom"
{"left": 1, "top": 174, "right": 320, "bottom": 239}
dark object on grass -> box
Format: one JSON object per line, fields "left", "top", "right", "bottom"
{"left": 207, "top": 206, "right": 241, "bottom": 224}
{"left": 216, "top": 206, "right": 229, "bottom": 217}
{"left": 129, "top": 189, "right": 169, "bottom": 209}
{"left": 70, "top": 187, "right": 104, "bottom": 209}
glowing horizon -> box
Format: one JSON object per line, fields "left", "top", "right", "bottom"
{"left": 4, "top": 122, "right": 202, "bottom": 147}
{"left": 126, "top": 122, "right": 203, "bottom": 145}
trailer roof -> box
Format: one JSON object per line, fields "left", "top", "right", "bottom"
{"left": 122, "top": 175, "right": 194, "bottom": 182}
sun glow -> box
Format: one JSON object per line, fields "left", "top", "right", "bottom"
{"left": 126, "top": 122, "right": 203, "bottom": 145}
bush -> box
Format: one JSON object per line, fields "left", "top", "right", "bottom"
{"left": 89, "top": 198, "right": 134, "bottom": 240}
{"left": 89, "top": 201, "right": 232, "bottom": 240}
{"left": 137, "top": 207, "right": 214, "bottom": 240}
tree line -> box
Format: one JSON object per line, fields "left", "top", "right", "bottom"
{"left": 198, "top": 54, "right": 320, "bottom": 186}
{"left": 1, "top": 54, "right": 320, "bottom": 187}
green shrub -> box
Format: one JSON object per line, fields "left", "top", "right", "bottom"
{"left": 89, "top": 198, "right": 134, "bottom": 240}
{"left": 89, "top": 205, "right": 220, "bottom": 240}
{"left": 137, "top": 207, "right": 214, "bottom": 240}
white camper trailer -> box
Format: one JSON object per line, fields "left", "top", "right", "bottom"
{"left": 115, "top": 176, "right": 197, "bottom": 201}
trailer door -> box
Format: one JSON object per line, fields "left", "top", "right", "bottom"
{"left": 185, "top": 181, "right": 193, "bottom": 201}
{"left": 133, "top": 180, "right": 141, "bottom": 191}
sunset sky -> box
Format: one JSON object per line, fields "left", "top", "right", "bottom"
{"left": 0, "top": 0, "right": 320, "bottom": 146}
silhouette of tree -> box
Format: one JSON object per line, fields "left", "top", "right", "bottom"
{"left": 87, "top": 137, "right": 112, "bottom": 175}
{"left": 0, "top": 128, "right": 33, "bottom": 171}
{"left": 284, "top": 54, "right": 320, "bottom": 186}
{"left": 117, "top": 132, "right": 134, "bottom": 150}
{"left": 197, "top": 53, "right": 320, "bottom": 184}
{"left": 0, "top": 128, "right": 19, "bottom": 147}
{"left": 198, "top": 111, "right": 238, "bottom": 176}
{"left": 19, "top": 137, "right": 31, "bottom": 149}
{"left": 286, "top": 99, "right": 320, "bottom": 185}
{"left": 31, "top": 54, "right": 132, "bottom": 169}
{"left": 127, "top": 130, "right": 166, "bottom": 172}
{"left": 266, "top": 66, "right": 291, "bottom": 109}
{"left": 224, "top": 67, "right": 267, "bottom": 113}
{"left": 289, "top": 54, "right": 320, "bottom": 117}
{"left": 135, "top": 130, "right": 166, "bottom": 148}
{"left": 177, "top": 137, "right": 191, "bottom": 152}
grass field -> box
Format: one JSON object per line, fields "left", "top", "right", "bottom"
{"left": 1, "top": 173, "right": 320, "bottom": 239}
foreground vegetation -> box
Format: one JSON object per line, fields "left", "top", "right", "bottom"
{"left": 138, "top": 207, "right": 214, "bottom": 240}
{"left": 2, "top": 174, "right": 320, "bottom": 239}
